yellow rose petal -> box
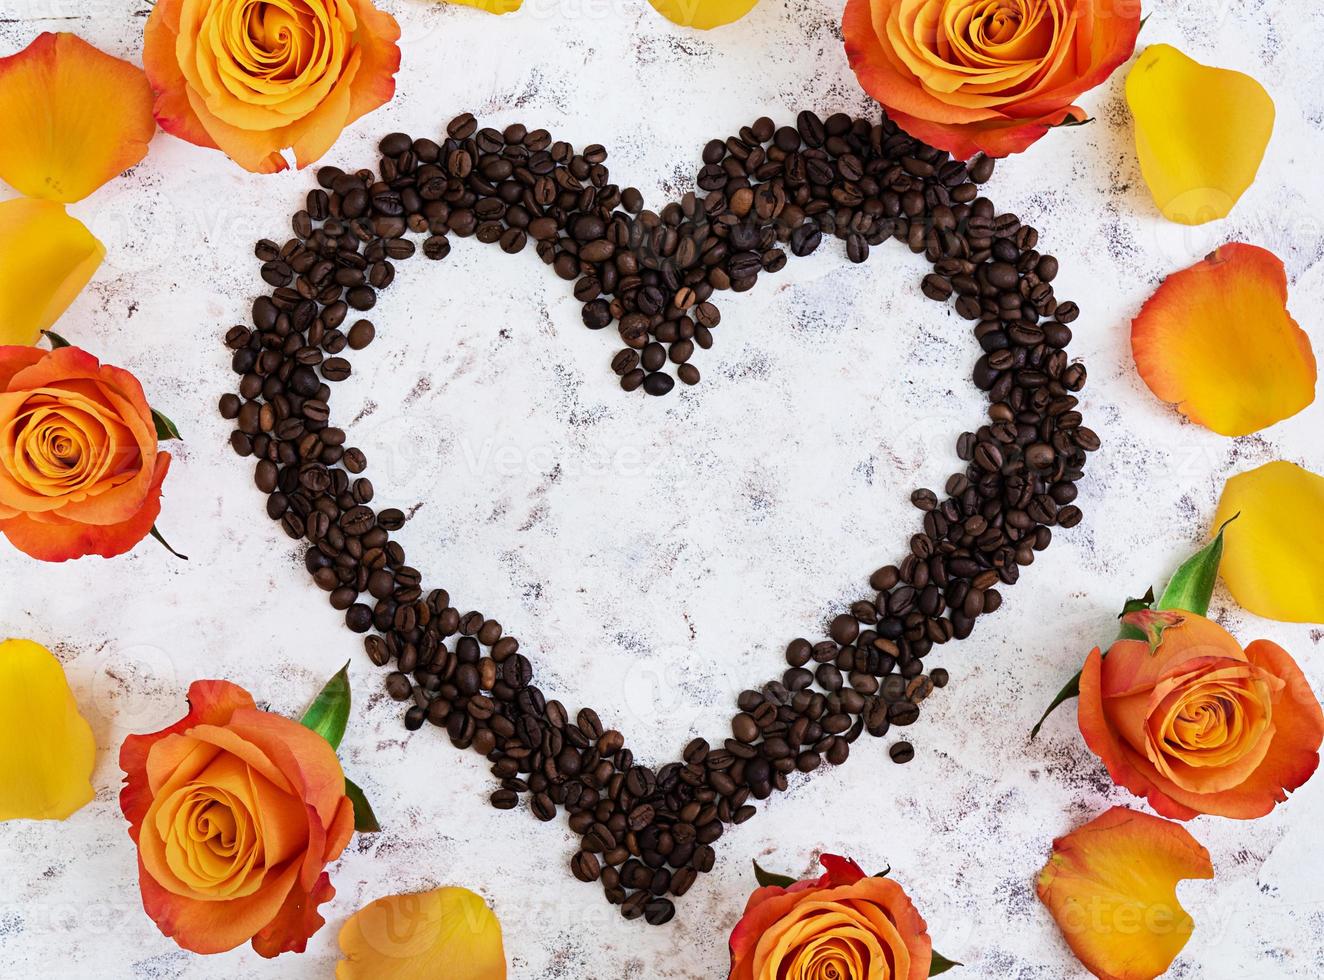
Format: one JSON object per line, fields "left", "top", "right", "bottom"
{"left": 0, "top": 638, "right": 96, "bottom": 821}
{"left": 1214, "top": 461, "right": 1324, "bottom": 623}
{"left": 337, "top": 886, "right": 506, "bottom": 980}
{"left": 1130, "top": 243, "right": 1316, "bottom": 436}
{"left": 1037, "top": 806, "right": 1213, "bottom": 980}
{"left": 441, "top": 0, "right": 524, "bottom": 13}
{"left": 649, "top": 0, "right": 760, "bottom": 30}
{"left": 1126, "top": 44, "right": 1274, "bottom": 225}
{"left": 0, "top": 32, "right": 156, "bottom": 203}
{"left": 0, "top": 198, "right": 105, "bottom": 346}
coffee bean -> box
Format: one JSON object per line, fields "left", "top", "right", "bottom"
{"left": 889, "top": 741, "right": 915, "bottom": 764}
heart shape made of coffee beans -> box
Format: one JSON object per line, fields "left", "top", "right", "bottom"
{"left": 221, "top": 109, "right": 1097, "bottom": 926}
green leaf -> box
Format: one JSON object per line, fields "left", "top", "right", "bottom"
{"left": 345, "top": 776, "right": 380, "bottom": 833}
{"left": 1030, "top": 587, "right": 1154, "bottom": 739}
{"left": 300, "top": 662, "right": 351, "bottom": 751}
{"left": 1157, "top": 516, "right": 1237, "bottom": 616}
{"left": 149, "top": 524, "right": 188, "bottom": 561}
{"left": 152, "top": 408, "right": 182, "bottom": 441}
{"left": 41, "top": 329, "right": 72, "bottom": 349}
{"left": 930, "top": 951, "right": 963, "bottom": 976}
{"left": 752, "top": 860, "right": 796, "bottom": 889}
{"left": 873, "top": 865, "right": 892, "bottom": 878}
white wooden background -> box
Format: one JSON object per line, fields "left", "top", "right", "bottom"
{"left": 1, "top": 0, "right": 1321, "bottom": 977}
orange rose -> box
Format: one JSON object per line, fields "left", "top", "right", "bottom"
{"left": 842, "top": 0, "right": 1142, "bottom": 159}
{"left": 1079, "top": 610, "right": 1323, "bottom": 820}
{"left": 0, "top": 345, "right": 171, "bottom": 561}
{"left": 143, "top": 0, "right": 401, "bottom": 174}
{"left": 729, "top": 855, "right": 932, "bottom": 980}
{"left": 120, "top": 680, "right": 355, "bottom": 957}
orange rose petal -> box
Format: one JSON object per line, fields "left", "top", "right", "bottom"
{"left": 289, "top": 50, "right": 361, "bottom": 170}
{"left": 1213, "top": 461, "right": 1324, "bottom": 622}
{"left": 1078, "top": 647, "right": 1200, "bottom": 821}
{"left": 142, "top": 0, "right": 218, "bottom": 150}
{"left": 0, "top": 198, "right": 105, "bottom": 347}
{"left": 1099, "top": 617, "right": 1247, "bottom": 700}
{"left": 843, "top": 0, "right": 1138, "bottom": 159}
{"left": 345, "top": 0, "right": 402, "bottom": 122}
{"left": 1131, "top": 243, "right": 1316, "bottom": 436}
{"left": 0, "top": 33, "right": 155, "bottom": 202}
{"left": 119, "top": 679, "right": 257, "bottom": 834}
{"left": 225, "top": 707, "right": 348, "bottom": 827}
{"left": 137, "top": 849, "right": 303, "bottom": 955}
{"left": 252, "top": 870, "right": 337, "bottom": 959}
{"left": 1037, "top": 806, "right": 1213, "bottom": 980}
{"left": 0, "top": 451, "right": 170, "bottom": 561}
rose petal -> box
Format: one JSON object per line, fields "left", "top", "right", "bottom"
{"left": 1213, "top": 461, "right": 1324, "bottom": 622}
{"left": 119, "top": 679, "right": 256, "bottom": 838}
{"left": 336, "top": 886, "right": 506, "bottom": 980}
{"left": 1126, "top": 44, "right": 1274, "bottom": 225}
{"left": 251, "top": 870, "right": 337, "bottom": 959}
{"left": 1131, "top": 244, "right": 1316, "bottom": 436}
{"left": 648, "top": 0, "right": 760, "bottom": 30}
{"left": 437, "top": 0, "right": 525, "bottom": 15}
{"left": 0, "top": 32, "right": 155, "bottom": 202}
{"left": 1037, "top": 806, "right": 1213, "bottom": 980}
{"left": 142, "top": 0, "right": 219, "bottom": 152}
{"left": 0, "top": 451, "right": 170, "bottom": 561}
{"left": 0, "top": 638, "right": 96, "bottom": 821}
{"left": 0, "top": 199, "right": 105, "bottom": 347}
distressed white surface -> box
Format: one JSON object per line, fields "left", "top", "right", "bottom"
{"left": 1, "top": 1, "right": 1322, "bottom": 977}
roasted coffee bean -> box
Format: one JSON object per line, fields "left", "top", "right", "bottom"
{"left": 889, "top": 741, "right": 915, "bottom": 764}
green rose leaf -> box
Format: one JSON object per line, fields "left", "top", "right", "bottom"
{"left": 345, "top": 776, "right": 381, "bottom": 833}
{"left": 301, "top": 662, "right": 351, "bottom": 751}
{"left": 1157, "top": 516, "right": 1236, "bottom": 616}
{"left": 930, "top": 951, "right": 963, "bottom": 976}
{"left": 1030, "top": 587, "right": 1154, "bottom": 739}
{"left": 41, "top": 329, "right": 72, "bottom": 349}
{"left": 752, "top": 859, "right": 797, "bottom": 889}
{"left": 152, "top": 408, "right": 182, "bottom": 441}
{"left": 149, "top": 525, "right": 188, "bottom": 561}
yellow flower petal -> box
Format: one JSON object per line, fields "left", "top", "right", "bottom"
{"left": 1213, "top": 461, "right": 1324, "bottom": 623}
{"left": 337, "top": 886, "right": 506, "bottom": 980}
{"left": 440, "top": 0, "right": 524, "bottom": 13}
{"left": 0, "top": 32, "right": 156, "bottom": 203}
{"left": 1130, "top": 243, "right": 1316, "bottom": 436}
{"left": 0, "top": 638, "right": 96, "bottom": 821}
{"left": 1126, "top": 44, "right": 1274, "bottom": 225}
{"left": 1037, "top": 806, "right": 1213, "bottom": 980}
{"left": 649, "top": 0, "right": 760, "bottom": 30}
{"left": 0, "top": 198, "right": 105, "bottom": 346}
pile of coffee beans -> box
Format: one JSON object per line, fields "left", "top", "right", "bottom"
{"left": 221, "top": 110, "right": 1096, "bottom": 925}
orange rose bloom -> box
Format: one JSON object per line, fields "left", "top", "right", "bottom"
{"left": 143, "top": 0, "right": 401, "bottom": 174}
{"left": 0, "top": 346, "right": 171, "bottom": 562}
{"left": 120, "top": 680, "right": 355, "bottom": 957}
{"left": 729, "top": 854, "right": 932, "bottom": 980}
{"left": 842, "top": 0, "right": 1142, "bottom": 159}
{"left": 1079, "top": 610, "right": 1323, "bottom": 820}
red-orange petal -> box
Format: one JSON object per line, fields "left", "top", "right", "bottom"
{"left": 1132, "top": 243, "right": 1316, "bottom": 436}
{"left": 142, "top": 0, "right": 218, "bottom": 152}
{"left": 1038, "top": 806, "right": 1213, "bottom": 980}
{"left": 251, "top": 870, "right": 337, "bottom": 959}
{"left": 0, "top": 32, "right": 155, "bottom": 202}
